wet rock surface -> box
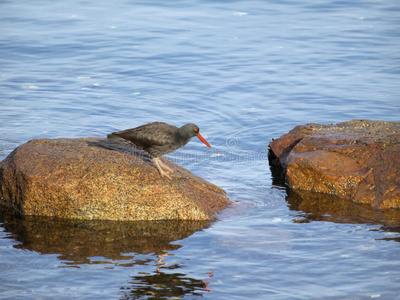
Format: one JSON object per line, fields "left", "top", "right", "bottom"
{"left": 269, "top": 119, "right": 400, "bottom": 209}
{"left": 0, "top": 138, "right": 230, "bottom": 221}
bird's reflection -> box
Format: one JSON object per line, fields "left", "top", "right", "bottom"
{"left": 0, "top": 206, "right": 215, "bottom": 298}
{"left": 120, "top": 269, "right": 211, "bottom": 300}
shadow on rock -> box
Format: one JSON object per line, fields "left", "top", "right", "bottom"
{"left": 268, "top": 147, "right": 286, "bottom": 187}
{"left": 87, "top": 138, "right": 152, "bottom": 163}
{"left": 0, "top": 205, "right": 210, "bottom": 265}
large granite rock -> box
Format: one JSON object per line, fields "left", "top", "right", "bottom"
{"left": 0, "top": 138, "right": 230, "bottom": 221}
{"left": 269, "top": 120, "right": 400, "bottom": 209}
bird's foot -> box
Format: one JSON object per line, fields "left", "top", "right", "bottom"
{"left": 159, "top": 161, "right": 173, "bottom": 173}
{"left": 159, "top": 168, "right": 172, "bottom": 180}
{"left": 152, "top": 157, "right": 173, "bottom": 179}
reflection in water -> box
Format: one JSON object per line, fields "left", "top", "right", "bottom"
{"left": 286, "top": 189, "right": 400, "bottom": 229}
{"left": 0, "top": 205, "right": 215, "bottom": 298}
{"left": 377, "top": 226, "right": 400, "bottom": 243}
{"left": 0, "top": 205, "right": 210, "bottom": 265}
{"left": 121, "top": 270, "right": 211, "bottom": 300}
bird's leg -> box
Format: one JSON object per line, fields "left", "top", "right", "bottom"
{"left": 152, "top": 157, "right": 173, "bottom": 179}
{"left": 158, "top": 159, "right": 173, "bottom": 173}
{"left": 156, "top": 251, "right": 171, "bottom": 274}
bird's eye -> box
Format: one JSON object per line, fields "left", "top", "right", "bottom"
{"left": 194, "top": 128, "right": 199, "bottom": 133}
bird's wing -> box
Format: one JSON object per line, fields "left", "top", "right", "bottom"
{"left": 111, "top": 122, "right": 178, "bottom": 147}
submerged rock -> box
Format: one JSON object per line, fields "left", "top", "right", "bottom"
{"left": 269, "top": 119, "right": 400, "bottom": 209}
{"left": 0, "top": 138, "right": 230, "bottom": 221}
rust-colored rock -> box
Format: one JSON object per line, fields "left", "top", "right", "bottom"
{"left": 269, "top": 119, "right": 400, "bottom": 209}
{"left": 0, "top": 138, "right": 230, "bottom": 220}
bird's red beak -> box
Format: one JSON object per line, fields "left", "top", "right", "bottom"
{"left": 197, "top": 133, "right": 211, "bottom": 148}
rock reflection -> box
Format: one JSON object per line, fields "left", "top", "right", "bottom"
{"left": 0, "top": 205, "right": 210, "bottom": 265}
{"left": 286, "top": 189, "right": 400, "bottom": 229}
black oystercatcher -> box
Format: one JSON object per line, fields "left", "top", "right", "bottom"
{"left": 107, "top": 122, "right": 211, "bottom": 179}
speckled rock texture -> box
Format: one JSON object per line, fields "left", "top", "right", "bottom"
{"left": 269, "top": 119, "right": 400, "bottom": 209}
{"left": 0, "top": 138, "right": 230, "bottom": 221}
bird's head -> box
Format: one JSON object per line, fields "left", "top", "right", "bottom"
{"left": 180, "top": 123, "right": 211, "bottom": 148}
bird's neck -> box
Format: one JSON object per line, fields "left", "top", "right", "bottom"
{"left": 177, "top": 128, "right": 193, "bottom": 144}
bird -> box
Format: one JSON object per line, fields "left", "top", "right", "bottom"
{"left": 107, "top": 122, "right": 211, "bottom": 179}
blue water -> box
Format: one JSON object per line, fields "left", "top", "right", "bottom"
{"left": 1, "top": 0, "right": 400, "bottom": 299}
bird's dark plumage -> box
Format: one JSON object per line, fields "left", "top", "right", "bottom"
{"left": 107, "top": 122, "right": 211, "bottom": 178}
{"left": 108, "top": 122, "right": 206, "bottom": 157}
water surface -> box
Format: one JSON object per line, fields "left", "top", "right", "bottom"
{"left": 1, "top": 0, "right": 400, "bottom": 299}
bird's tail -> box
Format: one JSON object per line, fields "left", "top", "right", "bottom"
{"left": 107, "top": 133, "right": 119, "bottom": 140}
